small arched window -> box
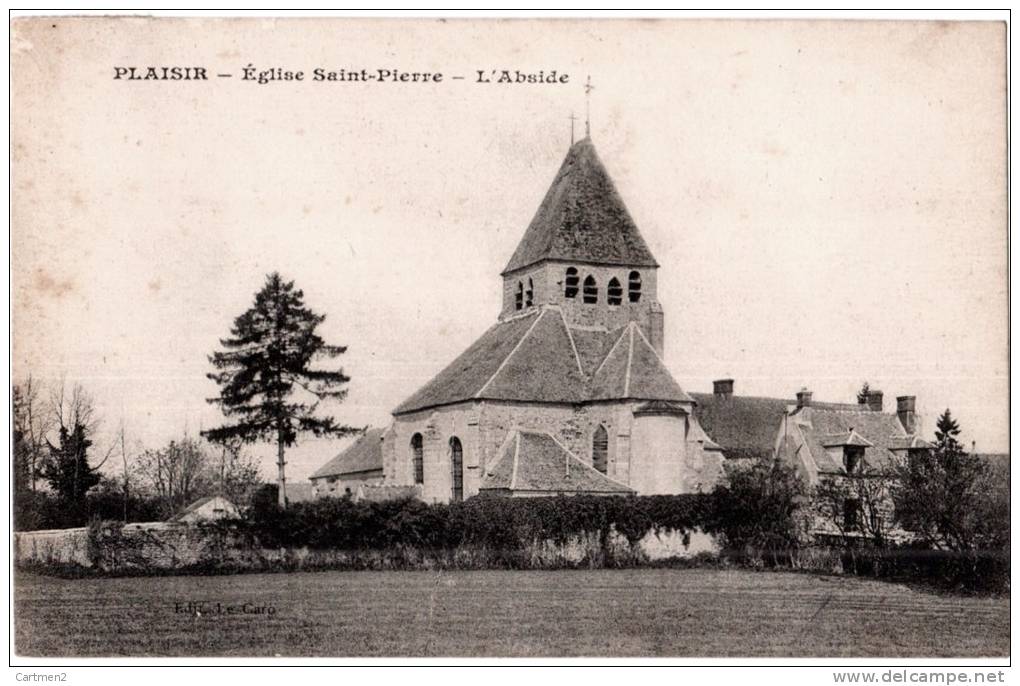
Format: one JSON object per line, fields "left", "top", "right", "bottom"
{"left": 564, "top": 267, "right": 579, "bottom": 298}
{"left": 411, "top": 433, "right": 424, "bottom": 485}
{"left": 525, "top": 278, "right": 534, "bottom": 307}
{"left": 450, "top": 437, "right": 464, "bottom": 502}
{"left": 592, "top": 425, "right": 609, "bottom": 474}
{"left": 628, "top": 271, "right": 642, "bottom": 303}
{"left": 607, "top": 278, "right": 623, "bottom": 306}
{"left": 583, "top": 275, "right": 598, "bottom": 304}
{"left": 515, "top": 282, "right": 523, "bottom": 310}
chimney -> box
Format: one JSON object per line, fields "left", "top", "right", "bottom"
{"left": 897, "top": 396, "right": 917, "bottom": 434}
{"left": 796, "top": 388, "right": 813, "bottom": 408}
{"left": 713, "top": 378, "right": 734, "bottom": 399}
{"left": 859, "top": 389, "right": 884, "bottom": 412}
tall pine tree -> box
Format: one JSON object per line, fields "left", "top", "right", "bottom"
{"left": 204, "top": 273, "right": 360, "bottom": 507}
{"left": 42, "top": 423, "right": 101, "bottom": 508}
{"left": 892, "top": 409, "right": 987, "bottom": 551}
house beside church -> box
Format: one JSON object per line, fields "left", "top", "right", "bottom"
{"left": 307, "top": 135, "right": 929, "bottom": 511}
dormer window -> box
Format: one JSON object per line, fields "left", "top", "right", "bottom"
{"left": 515, "top": 282, "right": 523, "bottom": 310}
{"left": 525, "top": 278, "right": 534, "bottom": 307}
{"left": 583, "top": 275, "right": 598, "bottom": 304}
{"left": 843, "top": 446, "right": 864, "bottom": 474}
{"left": 564, "top": 267, "right": 579, "bottom": 298}
{"left": 607, "top": 278, "right": 623, "bottom": 306}
{"left": 628, "top": 271, "right": 642, "bottom": 303}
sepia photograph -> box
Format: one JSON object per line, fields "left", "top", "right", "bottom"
{"left": 8, "top": 12, "right": 1010, "bottom": 666}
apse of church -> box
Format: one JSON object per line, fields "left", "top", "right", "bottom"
{"left": 380, "top": 135, "right": 725, "bottom": 503}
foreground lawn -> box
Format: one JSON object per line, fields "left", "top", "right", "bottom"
{"left": 14, "top": 568, "right": 1008, "bottom": 657}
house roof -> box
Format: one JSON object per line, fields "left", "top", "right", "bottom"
{"left": 355, "top": 484, "right": 421, "bottom": 503}
{"left": 286, "top": 482, "right": 315, "bottom": 504}
{"left": 310, "top": 428, "right": 385, "bottom": 479}
{"left": 169, "top": 495, "right": 236, "bottom": 522}
{"left": 480, "top": 430, "right": 634, "bottom": 495}
{"left": 821, "top": 429, "right": 874, "bottom": 448}
{"left": 791, "top": 406, "right": 913, "bottom": 475}
{"left": 502, "top": 138, "right": 658, "bottom": 275}
{"left": 689, "top": 393, "right": 791, "bottom": 460}
{"left": 393, "top": 309, "right": 691, "bottom": 415}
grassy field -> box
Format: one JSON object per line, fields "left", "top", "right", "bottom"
{"left": 14, "top": 568, "right": 1009, "bottom": 658}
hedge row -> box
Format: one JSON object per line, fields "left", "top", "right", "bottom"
{"left": 240, "top": 493, "right": 720, "bottom": 551}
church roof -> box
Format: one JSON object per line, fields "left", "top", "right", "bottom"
{"left": 480, "top": 430, "right": 634, "bottom": 495}
{"left": 393, "top": 308, "right": 692, "bottom": 415}
{"left": 310, "top": 428, "right": 385, "bottom": 479}
{"left": 502, "top": 138, "right": 658, "bottom": 275}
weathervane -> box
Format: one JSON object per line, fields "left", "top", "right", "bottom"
{"left": 584, "top": 75, "right": 594, "bottom": 137}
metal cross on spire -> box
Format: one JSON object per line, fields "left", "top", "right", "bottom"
{"left": 568, "top": 111, "right": 578, "bottom": 144}
{"left": 584, "top": 75, "right": 594, "bottom": 137}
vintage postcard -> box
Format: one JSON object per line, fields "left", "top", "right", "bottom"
{"left": 9, "top": 14, "right": 1009, "bottom": 665}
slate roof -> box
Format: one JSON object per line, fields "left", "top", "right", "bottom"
{"left": 502, "top": 138, "right": 658, "bottom": 275}
{"left": 480, "top": 430, "right": 634, "bottom": 495}
{"left": 792, "top": 406, "right": 914, "bottom": 475}
{"left": 394, "top": 309, "right": 692, "bottom": 415}
{"left": 689, "top": 393, "right": 792, "bottom": 460}
{"left": 310, "top": 428, "right": 385, "bottom": 479}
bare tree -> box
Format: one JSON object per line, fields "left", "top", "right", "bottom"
{"left": 13, "top": 375, "right": 52, "bottom": 491}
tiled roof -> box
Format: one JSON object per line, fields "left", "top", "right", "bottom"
{"left": 310, "top": 428, "right": 385, "bottom": 479}
{"left": 690, "top": 393, "right": 791, "bottom": 460}
{"left": 170, "top": 495, "right": 237, "bottom": 521}
{"left": 821, "top": 430, "right": 874, "bottom": 448}
{"left": 355, "top": 484, "right": 421, "bottom": 503}
{"left": 394, "top": 310, "right": 690, "bottom": 415}
{"left": 887, "top": 435, "right": 932, "bottom": 451}
{"left": 286, "top": 482, "right": 315, "bottom": 504}
{"left": 480, "top": 430, "right": 633, "bottom": 495}
{"left": 502, "top": 138, "right": 658, "bottom": 275}
{"left": 793, "top": 406, "right": 913, "bottom": 474}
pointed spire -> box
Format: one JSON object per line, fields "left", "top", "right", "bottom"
{"left": 502, "top": 137, "right": 658, "bottom": 275}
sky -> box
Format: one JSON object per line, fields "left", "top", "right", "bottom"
{"left": 11, "top": 18, "right": 1008, "bottom": 482}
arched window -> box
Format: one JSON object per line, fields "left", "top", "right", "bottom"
{"left": 525, "top": 278, "right": 534, "bottom": 307}
{"left": 592, "top": 425, "right": 609, "bottom": 474}
{"left": 450, "top": 437, "right": 464, "bottom": 502}
{"left": 564, "top": 267, "right": 579, "bottom": 298}
{"left": 583, "top": 275, "right": 598, "bottom": 304}
{"left": 411, "top": 433, "right": 424, "bottom": 485}
{"left": 514, "top": 282, "right": 523, "bottom": 310}
{"left": 607, "top": 277, "right": 623, "bottom": 306}
{"left": 628, "top": 271, "right": 642, "bottom": 303}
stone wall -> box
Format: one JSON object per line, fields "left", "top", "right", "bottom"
{"left": 14, "top": 522, "right": 721, "bottom": 574}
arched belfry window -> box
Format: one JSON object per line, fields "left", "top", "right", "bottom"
{"left": 515, "top": 282, "right": 523, "bottom": 310}
{"left": 628, "top": 271, "right": 642, "bottom": 303}
{"left": 592, "top": 425, "right": 609, "bottom": 474}
{"left": 411, "top": 433, "right": 424, "bottom": 485}
{"left": 607, "top": 278, "right": 623, "bottom": 306}
{"left": 564, "top": 267, "right": 579, "bottom": 299}
{"left": 525, "top": 278, "right": 534, "bottom": 307}
{"left": 583, "top": 275, "right": 598, "bottom": 304}
{"left": 449, "top": 437, "right": 464, "bottom": 502}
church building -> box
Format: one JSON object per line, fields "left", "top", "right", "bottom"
{"left": 354, "top": 135, "right": 727, "bottom": 503}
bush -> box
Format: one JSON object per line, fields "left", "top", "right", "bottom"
{"left": 711, "top": 457, "right": 808, "bottom": 566}
{"left": 238, "top": 493, "right": 718, "bottom": 558}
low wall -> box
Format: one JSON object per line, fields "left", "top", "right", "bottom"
{"left": 14, "top": 523, "right": 721, "bottom": 575}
